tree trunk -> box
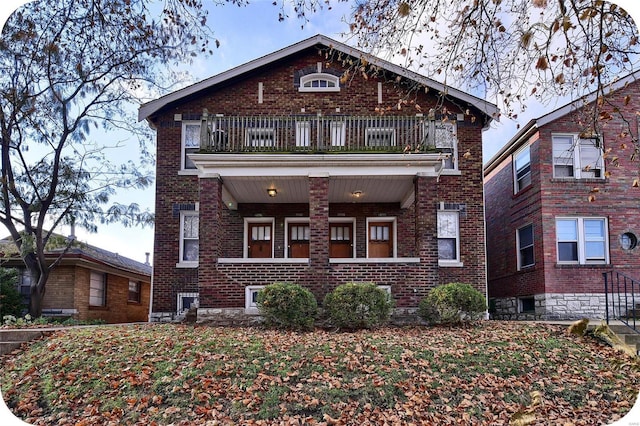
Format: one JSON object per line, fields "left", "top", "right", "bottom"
{"left": 26, "top": 265, "right": 47, "bottom": 318}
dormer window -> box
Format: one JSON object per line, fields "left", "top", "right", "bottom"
{"left": 299, "top": 73, "right": 340, "bottom": 92}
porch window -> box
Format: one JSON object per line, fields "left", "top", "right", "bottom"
{"left": 437, "top": 211, "right": 460, "bottom": 264}
{"left": 181, "top": 121, "right": 200, "bottom": 170}
{"left": 89, "top": 271, "right": 106, "bottom": 307}
{"left": 179, "top": 211, "right": 199, "bottom": 265}
{"left": 246, "top": 128, "right": 275, "bottom": 147}
{"left": 434, "top": 122, "right": 457, "bottom": 169}
{"left": 128, "top": 280, "right": 141, "bottom": 303}
{"left": 517, "top": 224, "right": 534, "bottom": 270}
{"left": 367, "top": 219, "right": 395, "bottom": 258}
{"left": 366, "top": 128, "right": 396, "bottom": 147}
{"left": 286, "top": 219, "right": 310, "bottom": 258}
{"left": 177, "top": 292, "right": 199, "bottom": 314}
{"left": 296, "top": 121, "right": 311, "bottom": 147}
{"left": 552, "top": 135, "right": 604, "bottom": 179}
{"left": 513, "top": 145, "right": 531, "bottom": 193}
{"left": 556, "top": 217, "right": 608, "bottom": 264}
{"left": 245, "top": 219, "right": 275, "bottom": 258}
{"left": 330, "top": 220, "right": 355, "bottom": 258}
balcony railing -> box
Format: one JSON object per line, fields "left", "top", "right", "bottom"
{"left": 199, "top": 110, "right": 458, "bottom": 155}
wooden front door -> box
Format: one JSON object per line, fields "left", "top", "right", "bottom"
{"left": 368, "top": 221, "right": 393, "bottom": 258}
{"left": 288, "top": 223, "right": 310, "bottom": 258}
{"left": 248, "top": 223, "right": 272, "bottom": 258}
{"left": 330, "top": 223, "right": 353, "bottom": 258}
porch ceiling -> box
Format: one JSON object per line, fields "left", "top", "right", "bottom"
{"left": 222, "top": 175, "right": 415, "bottom": 207}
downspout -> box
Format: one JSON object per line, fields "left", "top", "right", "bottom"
{"left": 481, "top": 170, "right": 490, "bottom": 320}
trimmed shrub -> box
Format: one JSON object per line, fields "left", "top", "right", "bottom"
{"left": 418, "top": 282, "right": 486, "bottom": 325}
{"left": 0, "top": 269, "right": 23, "bottom": 318}
{"left": 257, "top": 282, "right": 318, "bottom": 331}
{"left": 323, "top": 282, "right": 393, "bottom": 330}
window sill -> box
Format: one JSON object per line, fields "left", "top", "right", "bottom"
{"left": 550, "top": 177, "right": 605, "bottom": 183}
{"left": 176, "top": 262, "right": 199, "bottom": 268}
{"left": 178, "top": 169, "right": 199, "bottom": 176}
{"left": 219, "top": 258, "right": 309, "bottom": 264}
{"left": 331, "top": 257, "right": 421, "bottom": 264}
{"left": 555, "top": 262, "right": 610, "bottom": 269}
{"left": 438, "top": 260, "right": 464, "bottom": 267}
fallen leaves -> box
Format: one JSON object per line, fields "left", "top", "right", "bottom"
{"left": 0, "top": 322, "right": 638, "bottom": 425}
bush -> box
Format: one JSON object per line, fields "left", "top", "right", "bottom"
{"left": 0, "top": 269, "right": 23, "bottom": 318}
{"left": 323, "top": 282, "right": 393, "bottom": 330}
{"left": 257, "top": 282, "right": 318, "bottom": 331}
{"left": 418, "top": 282, "right": 486, "bottom": 325}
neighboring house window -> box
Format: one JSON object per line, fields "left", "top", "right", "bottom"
{"left": 128, "top": 280, "right": 141, "bottom": 303}
{"left": 245, "top": 285, "right": 265, "bottom": 313}
{"left": 286, "top": 219, "right": 310, "bottom": 258}
{"left": 552, "top": 135, "right": 604, "bottom": 179}
{"left": 296, "top": 121, "right": 310, "bottom": 147}
{"left": 245, "top": 218, "right": 275, "bottom": 258}
{"left": 513, "top": 145, "right": 531, "bottom": 193}
{"left": 299, "top": 73, "right": 340, "bottom": 92}
{"left": 179, "top": 211, "right": 199, "bottom": 265}
{"left": 89, "top": 271, "right": 106, "bottom": 307}
{"left": 331, "top": 121, "right": 346, "bottom": 147}
{"left": 246, "top": 128, "right": 275, "bottom": 147}
{"left": 367, "top": 218, "right": 395, "bottom": 258}
{"left": 182, "top": 121, "right": 200, "bottom": 170}
{"left": 556, "top": 217, "right": 609, "bottom": 264}
{"left": 177, "top": 292, "right": 199, "bottom": 314}
{"left": 437, "top": 210, "right": 460, "bottom": 264}
{"left": 366, "top": 128, "right": 396, "bottom": 147}
{"left": 517, "top": 224, "right": 535, "bottom": 270}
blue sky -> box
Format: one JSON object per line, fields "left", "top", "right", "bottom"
{"left": 0, "top": 0, "right": 639, "bottom": 266}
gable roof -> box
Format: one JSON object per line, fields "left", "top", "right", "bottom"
{"left": 138, "top": 34, "right": 499, "bottom": 126}
{"left": 484, "top": 70, "right": 640, "bottom": 175}
{"left": 0, "top": 236, "right": 152, "bottom": 278}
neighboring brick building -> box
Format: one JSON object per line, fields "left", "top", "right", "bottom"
{"left": 484, "top": 71, "right": 640, "bottom": 320}
{"left": 2, "top": 237, "right": 152, "bottom": 323}
{"left": 139, "top": 34, "right": 498, "bottom": 323}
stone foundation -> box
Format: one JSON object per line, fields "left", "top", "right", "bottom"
{"left": 491, "top": 293, "right": 630, "bottom": 320}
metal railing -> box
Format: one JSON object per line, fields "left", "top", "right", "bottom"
{"left": 199, "top": 110, "right": 458, "bottom": 154}
{"left": 604, "top": 270, "right": 640, "bottom": 333}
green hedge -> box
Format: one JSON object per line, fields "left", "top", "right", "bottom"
{"left": 257, "top": 282, "right": 318, "bottom": 331}
{"left": 323, "top": 282, "right": 393, "bottom": 330}
{"left": 418, "top": 282, "right": 486, "bottom": 325}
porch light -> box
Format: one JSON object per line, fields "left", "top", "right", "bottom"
{"left": 352, "top": 190, "right": 363, "bottom": 198}
{"left": 267, "top": 188, "right": 277, "bottom": 197}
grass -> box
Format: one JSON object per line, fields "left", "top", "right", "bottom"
{"left": 1, "top": 321, "right": 638, "bottom": 425}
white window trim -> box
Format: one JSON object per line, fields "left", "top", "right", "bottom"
{"left": 552, "top": 133, "right": 604, "bottom": 179}
{"left": 245, "top": 285, "right": 265, "bottom": 314}
{"left": 284, "top": 217, "right": 310, "bottom": 259}
{"left": 299, "top": 73, "right": 340, "bottom": 92}
{"left": 177, "top": 210, "right": 199, "bottom": 268}
{"left": 295, "top": 121, "right": 311, "bottom": 147}
{"left": 513, "top": 144, "right": 531, "bottom": 194}
{"left": 244, "top": 218, "right": 276, "bottom": 259}
{"left": 516, "top": 223, "right": 535, "bottom": 270}
{"left": 245, "top": 128, "right": 276, "bottom": 147}
{"left": 365, "top": 217, "right": 397, "bottom": 259}
{"left": 181, "top": 121, "right": 201, "bottom": 172}
{"left": 437, "top": 210, "right": 463, "bottom": 267}
{"left": 329, "top": 217, "right": 357, "bottom": 259}
{"left": 556, "top": 217, "right": 609, "bottom": 265}
{"left": 177, "top": 292, "right": 199, "bottom": 314}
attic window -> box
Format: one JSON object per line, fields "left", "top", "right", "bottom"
{"left": 299, "top": 73, "right": 340, "bottom": 92}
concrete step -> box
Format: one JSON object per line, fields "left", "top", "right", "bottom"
{"left": 0, "top": 341, "right": 25, "bottom": 356}
{"left": 0, "top": 329, "right": 47, "bottom": 342}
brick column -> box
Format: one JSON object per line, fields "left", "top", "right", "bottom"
{"left": 198, "top": 174, "right": 223, "bottom": 308}
{"left": 307, "top": 175, "right": 330, "bottom": 298}
{"left": 415, "top": 174, "right": 438, "bottom": 286}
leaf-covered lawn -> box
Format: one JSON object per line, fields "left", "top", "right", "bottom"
{"left": 1, "top": 322, "right": 638, "bottom": 425}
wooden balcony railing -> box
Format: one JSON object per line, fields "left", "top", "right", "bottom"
{"left": 199, "top": 110, "right": 458, "bottom": 155}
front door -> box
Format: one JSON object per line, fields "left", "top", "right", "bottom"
{"left": 368, "top": 221, "right": 393, "bottom": 258}
{"left": 330, "top": 223, "right": 353, "bottom": 258}
{"left": 288, "top": 223, "right": 310, "bottom": 258}
{"left": 248, "top": 223, "right": 272, "bottom": 258}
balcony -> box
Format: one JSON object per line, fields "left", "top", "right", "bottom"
{"left": 198, "top": 110, "right": 458, "bottom": 157}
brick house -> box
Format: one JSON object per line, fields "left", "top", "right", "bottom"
{"left": 139, "top": 34, "right": 498, "bottom": 324}
{"left": 1, "top": 237, "right": 152, "bottom": 323}
{"left": 484, "top": 71, "right": 640, "bottom": 320}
